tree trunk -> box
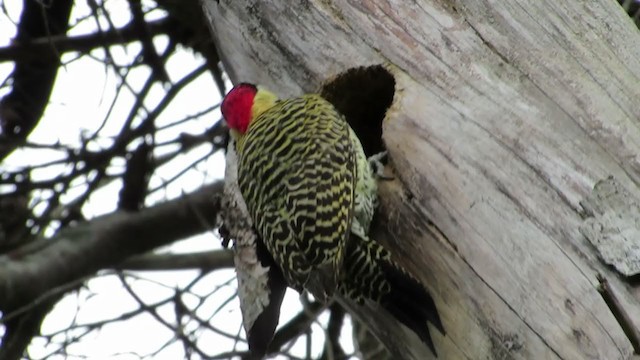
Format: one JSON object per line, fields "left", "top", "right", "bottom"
{"left": 202, "top": 1, "right": 640, "bottom": 358}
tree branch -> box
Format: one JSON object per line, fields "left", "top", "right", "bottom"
{"left": 0, "top": 181, "right": 223, "bottom": 313}
{"left": 117, "top": 249, "right": 233, "bottom": 271}
{"left": 0, "top": 0, "right": 73, "bottom": 160}
{"left": 0, "top": 18, "right": 173, "bottom": 63}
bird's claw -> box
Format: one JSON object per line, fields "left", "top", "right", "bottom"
{"left": 368, "top": 151, "right": 394, "bottom": 180}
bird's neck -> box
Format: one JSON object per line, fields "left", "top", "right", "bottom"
{"left": 251, "top": 88, "right": 279, "bottom": 120}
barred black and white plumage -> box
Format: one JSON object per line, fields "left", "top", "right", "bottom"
{"left": 222, "top": 83, "right": 444, "bottom": 356}
{"left": 234, "top": 91, "right": 356, "bottom": 297}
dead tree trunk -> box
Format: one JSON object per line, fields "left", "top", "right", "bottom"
{"left": 203, "top": 1, "right": 640, "bottom": 358}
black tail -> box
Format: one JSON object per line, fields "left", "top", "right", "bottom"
{"left": 246, "top": 237, "right": 287, "bottom": 358}
{"left": 341, "top": 235, "right": 445, "bottom": 356}
{"left": 379, "top": 260, "right": 445, "bottom": 356}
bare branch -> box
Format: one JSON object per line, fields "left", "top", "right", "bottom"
{"left": 0, "top": 19, "right": 174, "bottom": 63}
{"left": 0, "top": 181, "right": 223, "bottom": 312}
{"left": 117, "top": 249, "right": 233, "bottom": 271}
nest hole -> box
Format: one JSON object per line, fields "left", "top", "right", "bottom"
{"left": 320, "top": 65, "right": 395, "bottom": 157}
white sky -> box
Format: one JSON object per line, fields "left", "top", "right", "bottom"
{"left": 0, "top": 1, "right": 355, "bottom": 359}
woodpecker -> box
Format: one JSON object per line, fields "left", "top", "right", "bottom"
{"left": 221, "top": 83, "right": 444, "bottom": 355}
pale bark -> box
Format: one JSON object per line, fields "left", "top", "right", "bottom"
{"left": 203, "top": 1, "right": 640, "bottom": 359}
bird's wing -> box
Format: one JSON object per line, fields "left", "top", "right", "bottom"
{"left": 237, "top": 94, "right": 356, "bottom": 293}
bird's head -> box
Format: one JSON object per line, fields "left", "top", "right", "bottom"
{"left": 221, "top": 83, "right": 278, "bottom": 135}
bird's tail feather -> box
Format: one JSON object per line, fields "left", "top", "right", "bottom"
{"left": 379, "top": 259, "right": 445, "bottom": 355}
{"left": 341, "top": 235, "right": 444, "bottom": 355}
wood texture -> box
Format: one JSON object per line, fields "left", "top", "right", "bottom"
{"left": 581, "top": 176, "right": 640, "bottom": 277}
{"left": 203, "top": 0, "right": 640, "bottom": 358}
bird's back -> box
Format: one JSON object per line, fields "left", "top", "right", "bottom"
{"left": 235, "top": 94, "right": 356, "bottom": 294}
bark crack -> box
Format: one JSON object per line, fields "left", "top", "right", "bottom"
{"left": 597, "top": 274, "right": 640, "bottom": 355}
{"left": 461, "top": 253, "right": 565, "bottom": 360}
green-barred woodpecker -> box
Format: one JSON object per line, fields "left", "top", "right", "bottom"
{"left": 221, "top": 83, "right": 444, "bottom": 355}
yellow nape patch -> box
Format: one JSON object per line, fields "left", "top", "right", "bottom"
{"left": 251, "top": 87, "right": 279, "bottom": 120}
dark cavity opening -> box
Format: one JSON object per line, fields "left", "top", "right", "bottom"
{"left": 320, "top": 65, "right": 395, "bottom": 157}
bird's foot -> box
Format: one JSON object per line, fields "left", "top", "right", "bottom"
{"left": 368, "top": 151, "right": 394, "bottom": 180}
